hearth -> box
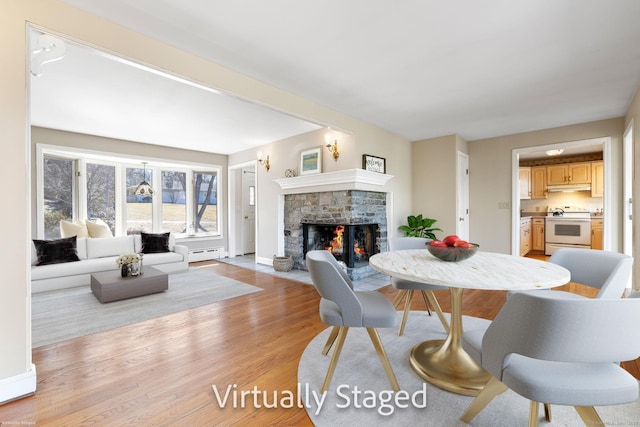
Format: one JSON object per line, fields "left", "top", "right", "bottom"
{"left": 302, "top": 223, "right": 379, "bottom": 269}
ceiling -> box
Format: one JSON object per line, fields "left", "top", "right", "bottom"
{"left": 32, "top": 0, "right": 640, "bottom": 155}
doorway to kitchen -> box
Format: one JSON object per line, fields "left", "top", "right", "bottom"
{"left": 511, "top": 137, "right": 612, "bottom": 257}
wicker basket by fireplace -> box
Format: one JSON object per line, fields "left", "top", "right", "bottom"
{"left": 273, "top": 255, "right": 293, "bottom": 272}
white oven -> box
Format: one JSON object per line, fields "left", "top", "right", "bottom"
{"left": 544, "top": 206, "right": 592, "bottom": 255}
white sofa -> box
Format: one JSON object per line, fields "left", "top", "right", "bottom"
{"left": 31, "top": 235, "right": 188, "bottom": 294}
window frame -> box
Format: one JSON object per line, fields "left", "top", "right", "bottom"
{"left": 36, "top": 144, "right": 222, "bottom": 240}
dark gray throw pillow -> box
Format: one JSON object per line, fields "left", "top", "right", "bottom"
{"left": 33, "top": 236, "right": 80, "bottom": 265}
{"left": 141, "top": 232, "right": 170, "bottom": 254}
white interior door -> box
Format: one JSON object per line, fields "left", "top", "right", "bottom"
{"left": 457, "top": 152, "right": 470, "bottom": 240}
{"left": 623, "top": 122, "right": 634, "bottom": 258}
{"left": 242, "top": 167, "right": 256, "bottom": 255}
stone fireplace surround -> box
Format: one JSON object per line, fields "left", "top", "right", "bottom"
{"left": 275, "top": 169, "right": 394, "bottom": 280}
{"left": 283, "top": 190, "right": 387, "bottom": 280}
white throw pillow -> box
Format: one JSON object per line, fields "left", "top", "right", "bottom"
{"left": 86, "top": 236, "right": 135, "bottom": 259}
{"left": 86, "top": 218, "right": 113, "bottom": 238}
{"left": 60, "top": 219, "right": 90, "bottom": 238}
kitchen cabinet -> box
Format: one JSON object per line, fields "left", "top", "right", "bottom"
{"left": 531, "top": 166, "right": 547, "bottom": 199}
{"left": 520, "top": 217, "right": 531, "bottom": 256}
{"left": 519, "top": 167, "right": 531, "bottom": 199}
{"left": 591, "top": 218, "right": 603, "bottom": 250}
{"left": 546, "top": 162, "right": 591, "bottom": 185}
{"left": 591, "top": 161, "right": 604, "bottom": 197}
{"left": 532, "top": 218, "right": 545, "bottom": 251}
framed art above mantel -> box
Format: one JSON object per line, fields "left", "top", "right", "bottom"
{"left": 300, "top": 147, "right": 322, "bottom": 175}
{"left": 362, "top": 154, "right": 386, "bottom": 173}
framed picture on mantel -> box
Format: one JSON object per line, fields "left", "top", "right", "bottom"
{"left": 300, "top": 147, "right": 322, "bottom": 175}
{"left": 362, "top": 154, "right": 386, "bottom": 173}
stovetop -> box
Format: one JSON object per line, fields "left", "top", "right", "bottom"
{"left": 547, "top": 206, "right": 591, "bottom": 218}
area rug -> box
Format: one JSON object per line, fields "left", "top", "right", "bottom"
{"left": 298, "top": 311, "right": 640, "bottom": 426}
{"left": 32, "top": 267, "right": 262, "bottom": 347}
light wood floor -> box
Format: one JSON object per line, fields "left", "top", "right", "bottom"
{"left": 3, "top": 261, "right": 639, "bottom": 426}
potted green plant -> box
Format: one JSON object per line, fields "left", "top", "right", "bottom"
{"left": 399, "top": 214, "right": 442, "bottom": 240}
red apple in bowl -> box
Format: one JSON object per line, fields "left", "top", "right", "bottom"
{"left": 427, "top": 239, "right": 479, "bottom": 262}
{"left": 429, "top": 240, "right": 447, "bottom": 247}
{"left": 442, "top": 235, "right": 460, "bottom": 246}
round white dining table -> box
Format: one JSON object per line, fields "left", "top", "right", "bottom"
{"left": 369, "top": 249, "right": 570, "bottom": 396}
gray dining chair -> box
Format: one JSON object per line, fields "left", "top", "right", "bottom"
{"left": 548, "top": 248, "right": 632, "bottom": 298}
{"left": 306, "top": 249, "right": 400, "bottom": 393}
{"left": 459, "top": 291, "right": 640, "bottom": 427}
{"left": 388, "top": 237, "right": 449, "bottom": 335}
{"left": 512, "top": 248, "right": 633, "bottom": 419}
{"left": 511, "top": 248, "right": 632, "bottom": 300}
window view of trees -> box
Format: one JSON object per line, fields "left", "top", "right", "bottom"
{"left": 40, "top": 151, "right": 219, "bottom": 239}
{"left": 162, "top": 170, "right": 187, "bottom": 234}
{"left": 86, "top": 163, "right": 116, "bottom": 235}
{"left": 126, "top": 167, "right": 153, "bottom": 234}
{"left": 43, "top": 156, "right": 74, "bottom": 239}
{"left": 194, "top": 172, "right": 217, "bottom": 234}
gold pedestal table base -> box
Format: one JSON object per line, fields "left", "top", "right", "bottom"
{"left": 410, "top": 287, "right": 491, "bottom": 396}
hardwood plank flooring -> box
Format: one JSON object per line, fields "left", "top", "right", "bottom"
{"left": 2, "top": 261, "right": 639, "bottom": 425}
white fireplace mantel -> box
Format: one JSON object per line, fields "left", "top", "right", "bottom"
{"left": 273, "top": 169, "right": 394, "bottom": 194}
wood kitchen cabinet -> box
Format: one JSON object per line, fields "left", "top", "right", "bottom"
{"left": 520, "top": 217, "right": 532, "bottom": 256}
{"left": 591, "top": 218, "right": 603, "bottom": 250}
{"left": 519, "top": 167, "right": 531, "bottom": 199}
{"left": 531, "top": 218, "right": 545, "bottom": 251}
{"left": 591, "top": 161, "right": 604, "bottom": 197}
{"left": 531, "top": 166, "right": 547, "bottom": 199}
{"left": 547, "top": 162, "right": 591, "bottom": 185}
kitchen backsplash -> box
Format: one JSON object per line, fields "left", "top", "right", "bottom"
{"left": 520, "top": 191, "right": 603, "bottom": 214}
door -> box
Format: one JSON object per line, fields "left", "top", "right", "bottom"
{"left": 531, "top": 166, "right": 547, "bottom": 199}
{"left": 546, "top": 164, "right": 568, "bottom": 185}
{"left": 623, "top": 122, "right": 633, "bottom": 258}
{"left": 242, "top": 167, "right": 256, "bottom": 255}
{"left": 518, "top": 167, "right": 531, "bottom": 199}
{"left": 457, "top": 152, "right": 470, "bottom": 240}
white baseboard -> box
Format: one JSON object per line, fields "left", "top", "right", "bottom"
{"left": 256, "top": 255, "right": 273, "bottom": 266}
{"left": 0, "top": 364, "right": 37, "bottom": 404}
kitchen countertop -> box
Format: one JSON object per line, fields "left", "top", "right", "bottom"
{"left": 520, "top": 212, "right": 547, "bottom": 218}
{"left": 520, "top": 212, "right": 604, "bottom": 219}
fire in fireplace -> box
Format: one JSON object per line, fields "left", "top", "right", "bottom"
{"left": 302, "top": 223, "right": 379, "bottom": 269}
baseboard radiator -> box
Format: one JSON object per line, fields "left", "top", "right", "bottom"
{"left": 188, "top": 248, "right": 222, "bottom": 262}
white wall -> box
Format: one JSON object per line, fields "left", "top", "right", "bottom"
{"left": 0, "top": 1, "right": 32, "bottom": 400}
{"left": 411, "top": 135, "right": 469, "bottom": 239}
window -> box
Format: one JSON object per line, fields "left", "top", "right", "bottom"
{"left": 125, "top": 166, "right": 153, "bottom": 234}
{"left": 162, "top": 170, "right": 187, "bottom": 234}
{"left": 38, "top": 147, "right": 221, "bottom": 239}
{"left": 42, "top": 155, "right": 74, "bottom": 239}
{"left": 86, "top": 162, "right": 116, "bottom": 235}
{"left": 193, "top": 171, "right": 218, "bottom": 235}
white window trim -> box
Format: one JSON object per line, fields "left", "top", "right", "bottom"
{"left": 36, "top": 143, "right": 222, "bottom": 239}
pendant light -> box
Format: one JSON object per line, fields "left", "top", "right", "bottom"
{"left": 134, "top": 162, "right": 155, "bottom": 196}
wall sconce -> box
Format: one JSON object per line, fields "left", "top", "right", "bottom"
{"left": 257, "top": 152, "right": 270, "bottom": 171}
{"left": 326, "top": 139, "right": 339, "bottom": 161}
